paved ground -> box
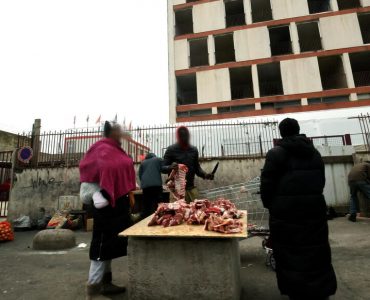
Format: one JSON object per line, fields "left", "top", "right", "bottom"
{"left": 0, "top": 217, "right": 369, "bottom": 300}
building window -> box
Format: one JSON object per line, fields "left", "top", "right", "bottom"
{"left": 175, "top": 9, "right": 193, "bottom": 36}
{"left": 269, "top": 25, "right": 292, "bottom": 56}
{"left": 308, "top": 95, "right": 349, "bottom": 104}
{"left": 258, "top": 62, "right": 284, "bottom": 97}
{"left": 307, "top": 0, "right": 331, "bottom": 14}
{"left": 214, "top": 33, "right": 235, "bottom": 64}
{"left": 176, "top": 74, "right": 198, "bottom": 105}
{"left": 358, "top": 13, "right": 370, "bottom": 44}
{"left": 224, "top": 0, "right": 246, "bottom": 27}
{"left": 274, "top": 100, "right": 301, "bottom": 109}
{"left": 318, "top": 55, "right": 347, "bottom": 90}
{"left": 297, "top": 21, "right": 322, "bottom": 52}
{"left": 349, "top": 51, "right": 370, "bottom": 87}
{"left": 251, "top": 0, "right": 272, "bottom": 23}
{"left": 337, "top": 0, "right": 361, "bottom": 10}
{"left": 218, "top": 104, "right": 255, "bottom": 113}
{"left": 189, "top": 38, "right": 209, "bottom": 67}
{"left": 178, "top": 109, "right": 212, "bottom": 117}
{"left": 229, "top": 67, "right": 254, "bottom": 100}
{"left": 261, "top": 100, "right": 301, "bottom": 109}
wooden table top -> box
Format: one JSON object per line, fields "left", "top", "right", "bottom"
{"left": 120, "top": 211, "right": 247, "bottom": 239}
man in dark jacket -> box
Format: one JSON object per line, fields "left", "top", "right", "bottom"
{"left": 163, "top": 126, "right": 214, "bottom": 203}
{"left": 261, "top": 118, "right": 337, "bottom": 300}
{"left": 139, "top": 153, "right": 164, "bottom": 217}
{"left": 348, "top": 161, "right": 370, "bottom": 222}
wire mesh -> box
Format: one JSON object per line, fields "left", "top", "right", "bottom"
{"left": 201, "top": 177, "right": 269, "bottom": 231}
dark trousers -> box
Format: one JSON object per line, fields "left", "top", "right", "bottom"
{"left": 349, "top": 180, "right": 370, "bottom": 214}
{"left": 142, "top": 186, "right": 163, "bottom": 218}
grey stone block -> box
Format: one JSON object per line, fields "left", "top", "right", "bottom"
{"left": 128, "top": 237, "right": 241, "bottom": 300}
{"left": 33, "top": 229, "right": 76, "bottom": 250}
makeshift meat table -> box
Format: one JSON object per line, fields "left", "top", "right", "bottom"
{"left": 120, "top": 211, "right": 247, "bottom": 300}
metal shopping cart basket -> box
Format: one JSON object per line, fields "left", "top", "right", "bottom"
{"left": 201, "top": 177, "right": 276, "bottom": 270}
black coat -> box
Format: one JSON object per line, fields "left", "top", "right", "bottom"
{"left": 261, "top": 135, "right": 337, "bottom": 298}
{"left": 163, "top": 144, "right": 206, "bottom": 190}
{"left": 90, "top": 193, "right": 131, "bottom": 261}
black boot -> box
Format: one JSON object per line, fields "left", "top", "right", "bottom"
{"left": 348, "top": 213, "right": 357, "bottom": 222}
{"left": 101, "top": 272, "right": 126, "bottom": 295}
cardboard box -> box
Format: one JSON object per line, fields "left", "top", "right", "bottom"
{"left": 86, "top": 218, "right": 94, "bottom": 232}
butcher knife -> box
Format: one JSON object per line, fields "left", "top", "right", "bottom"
{"left": 211, "top": 162, "right": 220, "bottom": 175}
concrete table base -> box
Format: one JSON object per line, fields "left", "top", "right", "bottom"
{"left": 128, "top": 237, "right": 241, "bottom": 300}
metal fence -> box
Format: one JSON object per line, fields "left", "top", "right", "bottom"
{"left": 15, "top": 119, "right": 364, "bottom": 169}
{"left": 17, "top": 121, "right": 280, "bottom": 168}
{"left": 353, "top": 113, "right": 370, "bottom": 152}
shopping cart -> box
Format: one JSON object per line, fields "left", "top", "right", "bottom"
{"left": 201, "top": 177, "right": 275, "bottom": 271}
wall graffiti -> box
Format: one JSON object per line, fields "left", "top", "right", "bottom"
{"left": 21, "top": 170, "right": 64, "bottom": 189}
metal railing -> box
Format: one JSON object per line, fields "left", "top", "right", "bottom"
{"left": 17, "top": 121, "right": 280, "bottom": 168}
{"left": 351, "top": 113, "right": 370, "bottom": 152}
{"left": 310, "top": 135, "right": 352, "bottom": 147}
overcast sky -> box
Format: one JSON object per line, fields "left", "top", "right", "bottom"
{"left": 0, "top": 1, "right": 368, "bottom": 134}
{"left": 0, "top": 0, "right": 169, "bottom": 133}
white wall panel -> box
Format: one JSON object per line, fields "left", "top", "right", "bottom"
{"left": 271, "top": 0, "right": 309, "bottom": 20}
{"left": 234, "top": 27, "right": 271, "bottom": 61}
{"left": 172, "top": 0, "right": 186, "bottom": 5}
{"left": 361, "top": 0, "right": 370, "bottom": 7}
{"left": 316, "top": 146, "right": 355, "bottom": 207}
{"left": 196, "top": 69, "right": 231, "bottom": 104}
{"left": 174, "top": 40, "right": 189, "bottom": 70}
{"left": 320, "top": 14, "right": 363, "bottom": 50}
{"left": 281, "top": 57, "right": 323, "bottom": 94}
{"left": 193, "top": 1, "right": 226, "bottom": 33}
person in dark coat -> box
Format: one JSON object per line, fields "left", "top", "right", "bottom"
{"left": 139, "top": 153, "right": 164, "bottom": 217}
{"left": 261, "top": 118, "right": 337, "bottom": 300}
{"left": 347, "top": 161, "right": 370, "bottom": 222}
{"left": 163, "top": 126, "right": 214, "bottom": 203}
{"left": 79, "top": 121, "right": 136, "bottom": 299}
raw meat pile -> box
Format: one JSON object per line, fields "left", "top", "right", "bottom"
{"left": 166, "top": 164, "right": 188, "bottom": 201}
{"left": 148, "top": 198, "right": 244, "bottom": 234}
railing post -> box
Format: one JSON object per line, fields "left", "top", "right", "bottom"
{"left": 259, "top": 135, "right": 263, "bottom": 157}
{"left": 344, "top": 134, "right": 352, "bottom": 145}
{"left": 31, "top": 119, "right": 41, "bottom": 167}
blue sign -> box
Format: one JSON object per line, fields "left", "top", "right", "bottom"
{"left": 18, "top": 146, "right": 33, "bottom": 163}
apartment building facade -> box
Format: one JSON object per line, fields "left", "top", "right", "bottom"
{"left": 167, "top": 0, "right": 370, "bottom": 122}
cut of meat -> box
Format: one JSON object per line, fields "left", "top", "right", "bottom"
{"left": 148, "top": 198, "right": 244, "bottom": 234}
{"left": 204, "top": 214, "right": 243, "bottom": 234}
{"left": 167, "top": 164, "right": 188, "bottom": 201}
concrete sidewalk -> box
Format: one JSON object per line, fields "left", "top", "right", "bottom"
{"left": 0, "top": 217, "right": 369, "bottom": 300}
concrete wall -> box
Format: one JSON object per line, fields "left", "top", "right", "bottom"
{"left": 174, "top": 39, "right": 189, "bottom": 70}
{"left": 271, "top": 0, "right": 309, "bottom": 20}
{"left": 193, "top": 1, "right": 225, "bottom": 33}
{"left": 281, "top": 57, "right": 323, "bottom": 94}
{"left": 0, "top": 130, "right": 21, "bottom": 151}
{"left": 8, "top": 168, "right": 80, "bottom": 222}
{"left": 196, "top": 69, "right": 231, "bottom": 104}
{"left": 234, "top": 27, "right": 271, "bottom": 61}
{"left": 320, "top": 13, "right": 363, "bottom": 50}
{"left": 8, "top": 147, "right": 363, "bottom": 221}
